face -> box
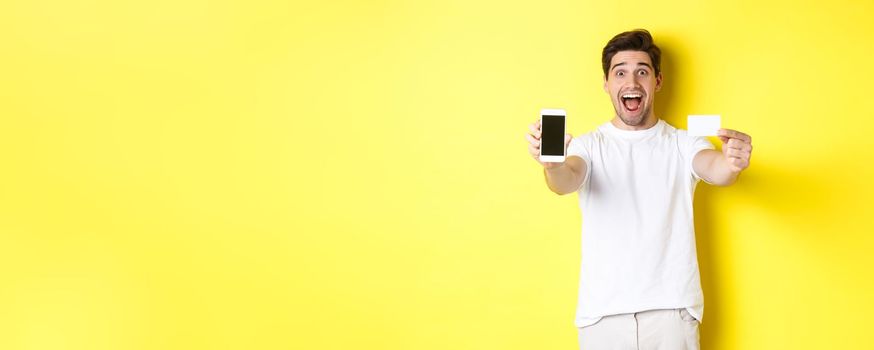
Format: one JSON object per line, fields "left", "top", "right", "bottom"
{"left": 603, "top": 50, "right": 662, "bottom": 128}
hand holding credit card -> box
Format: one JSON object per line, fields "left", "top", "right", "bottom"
{"left": 686, "top": 114, "right": 754, "bottom": 173}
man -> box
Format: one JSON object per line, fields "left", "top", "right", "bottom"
{"left": 524, "top": 29, "right": 752, "bottom": 349}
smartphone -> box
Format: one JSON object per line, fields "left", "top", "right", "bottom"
{"left": 539, "top": 109, "right": 566, "bottom": 163}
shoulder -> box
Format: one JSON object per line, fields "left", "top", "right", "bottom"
{"left": 661, "top": 119, "right": 705, "bottom": 144}
{"left": 576, "top": 122, "right": 611, "bottom": 143}
{"left": 576, "top": 130, "right": 599, "bottom": 142}
{"left": 569, "top": 128, "right": 602, "bottom": 152}
{"left": 659, "top": 119, "right": 683, "bottom": 138}
{"left": 568, "top": 125, "right": 605, "bottom": 159}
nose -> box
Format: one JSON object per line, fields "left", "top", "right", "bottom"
{"left": 623, "top": 83, "right": 641, "bottom": 94}
{"left": 629, "top": 74, "right": 643, "bottom": 88}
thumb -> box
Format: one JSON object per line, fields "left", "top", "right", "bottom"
{"left": 564, "top": 134, "right": 573, "bottom": 147}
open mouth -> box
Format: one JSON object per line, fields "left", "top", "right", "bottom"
{"left": 621, "top": 92, "right": 643, "bottom": 112}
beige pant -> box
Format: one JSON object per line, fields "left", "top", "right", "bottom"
{"left": 577, "top": 308, "right": 700, "bottom": 350}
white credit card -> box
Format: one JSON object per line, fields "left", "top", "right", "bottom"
{"left": 687, "top": 115, "right": 721, "bottom": 136}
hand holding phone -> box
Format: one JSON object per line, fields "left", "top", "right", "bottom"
{"left": 526, "top": 109, "right": 572, "bottom": 168}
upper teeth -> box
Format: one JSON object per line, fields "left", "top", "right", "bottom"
{"left": 622, "top": 93, "right": 642, "bottom": 98}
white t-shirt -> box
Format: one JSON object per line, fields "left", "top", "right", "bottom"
{"left": 566, "top": 119, "right": 715, "bottom": 328}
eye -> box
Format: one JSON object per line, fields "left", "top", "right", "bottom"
{"left": 637, "top": 69, "right": 648, "bottom": 76}
{"left": 616, "top": 71, "right": 625, "bottom": 77}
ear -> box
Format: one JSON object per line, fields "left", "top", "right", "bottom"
{"left": 603, "top": 76, "right": 608, "bottom": 93}
{"left": 655, "top": 72, "right": 663, "bottom": 92}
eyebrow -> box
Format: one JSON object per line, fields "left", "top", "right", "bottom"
{"left": 611, "top": 62, "right": 653, "bottom": 72}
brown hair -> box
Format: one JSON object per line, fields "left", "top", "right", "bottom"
{"left": 601, "top": 29, "right": 661, "bottom": 79}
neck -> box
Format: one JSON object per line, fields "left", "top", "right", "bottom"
{"left": 611, "top": 114, "right": 658, "bottom": 130}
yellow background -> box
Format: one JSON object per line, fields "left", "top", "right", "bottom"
{"left": 1, "top": 0, "right": 873, "bottom": 349}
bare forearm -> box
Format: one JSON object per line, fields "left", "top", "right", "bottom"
{"left": 544, "top": 163, "right": 584, "bottom": 195}
{"left": 526, "top": 119, "right": 585, "bottom": 194}
{"left": 704, "top": 154, "right": 741, "bottom": 186}
{"left": 693, "top": 128, "right": 753, "bottom": 186}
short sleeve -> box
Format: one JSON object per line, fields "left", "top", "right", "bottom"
{"left": 567, "top": 134, "right": 591, "bottom": 164}
{"left": 687, "top": 135, "right": 716, "bottom": 182}
{"left": 566, "top": 134, "right": 593, "bottom": 192}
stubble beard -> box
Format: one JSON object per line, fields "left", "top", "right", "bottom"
{"left": 613, "top": 102, "right": 652, "bottom": 127}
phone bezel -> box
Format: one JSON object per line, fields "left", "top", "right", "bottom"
{"left": 539, "top": 109, "right": 566, "bottom": 163}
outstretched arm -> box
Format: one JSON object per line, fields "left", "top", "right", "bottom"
{"left": 543, "top": 156, "right": 587, "bottom": 195}
{"left": 692, "top": 128, "right": 753, "bottom": 186}
{"left": 526, "top": 120, "right": 587, "bottom": 195}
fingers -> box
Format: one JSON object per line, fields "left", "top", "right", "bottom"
{"left": 718, "top": 130, "right": 753, "bottom": 165}
{"left": 528, "top": 120, "right": 541, "bottom": 139}
{"left": 527, "top": 120, "right": 542, "bottom": 161}
{"left": 724, "top": 138, "right": 752, "bottom": 152}
{"left": 726, "top": 156, "right": 749, "bottom": 172}
{"left": 723, "top": 147, "right": 751, "bottom": 159}
{"left": 528, "top": 142, "right": 539, "bottom": 158}
{"left": 721, "top": 134, "right": 752, "bottom": 171}
{"left": 717, "top": 128, "right": 752, "bottom": 143}
{"left": 525, "top": 133, "right": 541, "bottom": 148}
{"left": 526, "top": 130, "right": 540, "bottom": 159}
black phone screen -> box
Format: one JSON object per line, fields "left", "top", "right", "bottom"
{"left": 541, "top": 115, "right": 565, "bottom": 156}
